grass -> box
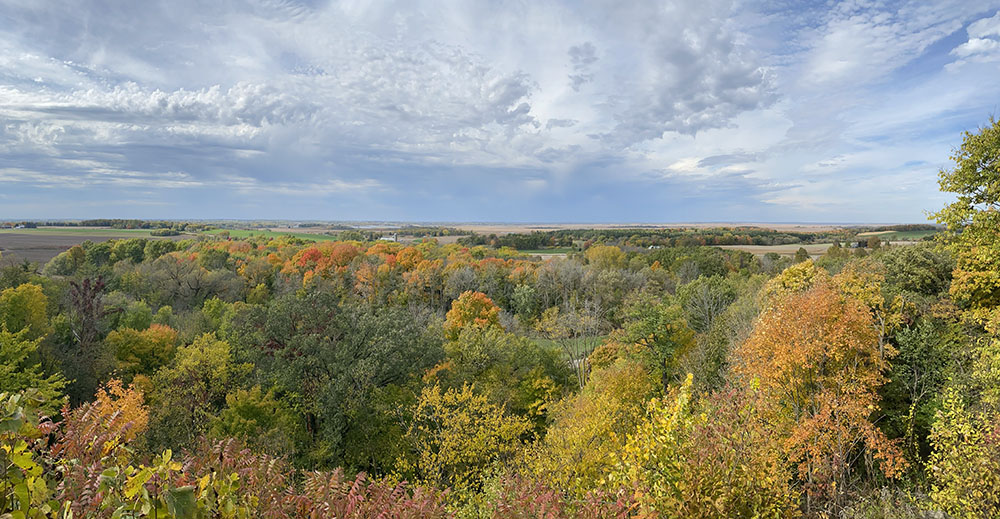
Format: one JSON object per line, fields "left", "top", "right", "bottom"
{"left": 201, "top": 229, "right": 341, "bottom": 242}
{"left": 0, "top": 227, "right": 160, "bottom": 237}
{"left": 878, "top": 230, "right": 938, "bottom": 241}
{"left": 532, "top": 336, "right": 606, "bottom": 360}
{"left": 518, "top": 248, "right": 575, "bottom": 255}
{"left": 856, "top": 230, "right": 938, "bottom": 241}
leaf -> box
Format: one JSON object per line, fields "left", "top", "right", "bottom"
{"left": 124, "top": 467, "right": 153, "bottom": 499}
{"left": 165, "top": 486, "right": 197, "bottom": 519}
{"left": 10, "top": 451, "right": 35, "bottom": 471}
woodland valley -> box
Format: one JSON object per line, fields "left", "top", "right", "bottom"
{"left": 1, "top": 119, "right": 999, "bottom": 518}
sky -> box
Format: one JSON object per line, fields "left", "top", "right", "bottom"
{"left": 2, "top": 0, "right": 1000, "bottom": 223}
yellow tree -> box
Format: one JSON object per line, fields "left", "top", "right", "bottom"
{"left": 526, "top": 358, "right": 656, "bottom": 497}
{"left": 104, "top": 324, "right": 179, "bottom": 383}
{"left": 762, "top": 259, "right": 826, "bottom": 303}
{"left": 832, "top": 260, "right": 904, "bottom": 359}
{"left": 924, "top": 118, "right": 1000, "bottom": 518}
{"left": 397, "top": 384, "right": 530, "bottom": 496}
{"left": 0, "top": 283, "right": 50, "bottom": 340}
{"left": 608, "top": 375, "right": 801, "bottom": 518}
{"left": 584, "top": 245, "right": 625, "bottom": 270}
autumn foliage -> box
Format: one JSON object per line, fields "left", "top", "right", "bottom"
{"left": 736, "top": 280, "right": 904, "bottom": 508}
{"left": 444, "top": 291, "right": 502, "bottom": 340}
{"left": 8, "top": 119, "right": 1000, "bottom": 519}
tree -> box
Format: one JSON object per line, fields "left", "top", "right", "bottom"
{"left": 927, "top": 386, "right": 1000, "bottom": 519}
{"left": 0, "top": 283, "right": 50, "bottom": 340}
{"left": 880, "top": 318, "right": 955, "bottom": 463}
{"left": 607, "top": 375, "right": 800, "bottom": 518}
{"left": 676, "top": 275, "right": 738, "bottom": 333}
{"left": 613, "top": 292, "right": 696, "bottom": 390}
{"left": 54, "top": 378, "right": 151, "bottom": 505}
{"left": 794, "top": 247, "right": 810, "bottom": 263}
{"left": 735, "top": 281, "right": 904, "bottom": 511}
{"left": 444, "top": 290, "right": 501, "bottom": 341}
{"left": 227, "top": 292, "right": 443, "bottom": 468}
{"left": 0, "top": 328, "right": 66, "bottom": 415}
{"left": 932, "top": 117, "right": 1000, "bottom": 323}
{"left": 210, "top": 385, "right": 300, "bottom": 457}
{"left": 63, "top": 277, "right": 116, "bottom": 404}
{"left": 585, "top": 245, "right": 625, "bottom": 270}
{"left": 68, "top": 277, "right": 112, "bottom": 352}
{"left": 432, "top": 325, "right": 568, "bottom": 430}
{"left": 146, "top": 333, "right": 246, "bottom": 451}
{"left": 762, "top": 259, "right": 825, "bottom": 302}
{"left": 396, "top": 384, "right": 531, "bottom": 497}
{"left": 104, "top": 324, "right": 178, "bottom": 383}
{"left": 926, "top": 333, "right": 1000, "bottom": 518}
{"left": 527, "top": 358, "right": 656, "bottom": 497}
{"left": 878, "top": 243, "right": 954, "bottom": 296}
{"left": 832, "top": 260, "right": 904, "bottom": 359}
{"left": 536, "top": 305, "right": 605, "bottom": 390}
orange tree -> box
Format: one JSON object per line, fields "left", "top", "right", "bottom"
{"left": 443, "top": 291, "right": 501, "bottom": 341}
{"left": 734, "top": 280, "right": 904, "bottom": 512}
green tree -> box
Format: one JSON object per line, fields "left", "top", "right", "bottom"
{"left": 878, "top": 243, "right": 954, "bottom": 296}
{"left": 146, "top": 333, "right": 248, "bottom": 451}
{"left": 0, "top": 328, "right": 66, "bottom": 415}
{"left": 431, "top": 325, "right": 568, "bottom": 430}
{"left": 227, "top": 291, "right": 443, "bottom": 468}
{"left": 932, "top": 117, "right": 1000, "bottom": 323}
{"left": 613, "top": 292, "right": 696, "bottom": 390}
{"left": 210, "top": 385, "right": 300, "bottom": 457}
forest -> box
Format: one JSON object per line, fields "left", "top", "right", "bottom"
{"left": 1, "top": 120, "right": 999, "bottom": 519}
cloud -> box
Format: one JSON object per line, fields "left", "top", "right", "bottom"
{"left": 1, "top": 0, "right": 1000, "bottom": 221}
{"left": 567, "top": 42, "right": 598, "bottom": 91}
{"left": 949, "top": 11, "right": 1000, "bottom": 66}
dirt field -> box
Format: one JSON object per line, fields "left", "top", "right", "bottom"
{"left": 0, "top": 230, "right": 186, "bottom": 266}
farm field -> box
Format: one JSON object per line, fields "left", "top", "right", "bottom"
{"left": 856, "top": 229, "right": 938, "bottom": 240}
{"left": 717, "top": 242, "right": 835, "bottom": 257}
{"left": 0, "top": 227, "right": 159, "bottom": 236}
{"left": 201, "top": 228, "right": 340, "bottom": 241}
{"left": 0, "top": 228, "right": 186, "bottom": 265}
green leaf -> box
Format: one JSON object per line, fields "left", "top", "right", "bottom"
{"left": 10, "top": 451, "right": 35, "bottom": 471}
{"left": 165, "top": 486, "right": 197, "bottom": 519}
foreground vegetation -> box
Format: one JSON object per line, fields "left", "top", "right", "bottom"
{"left": 1, "top": 119, "right": 998, "bottom": 518}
